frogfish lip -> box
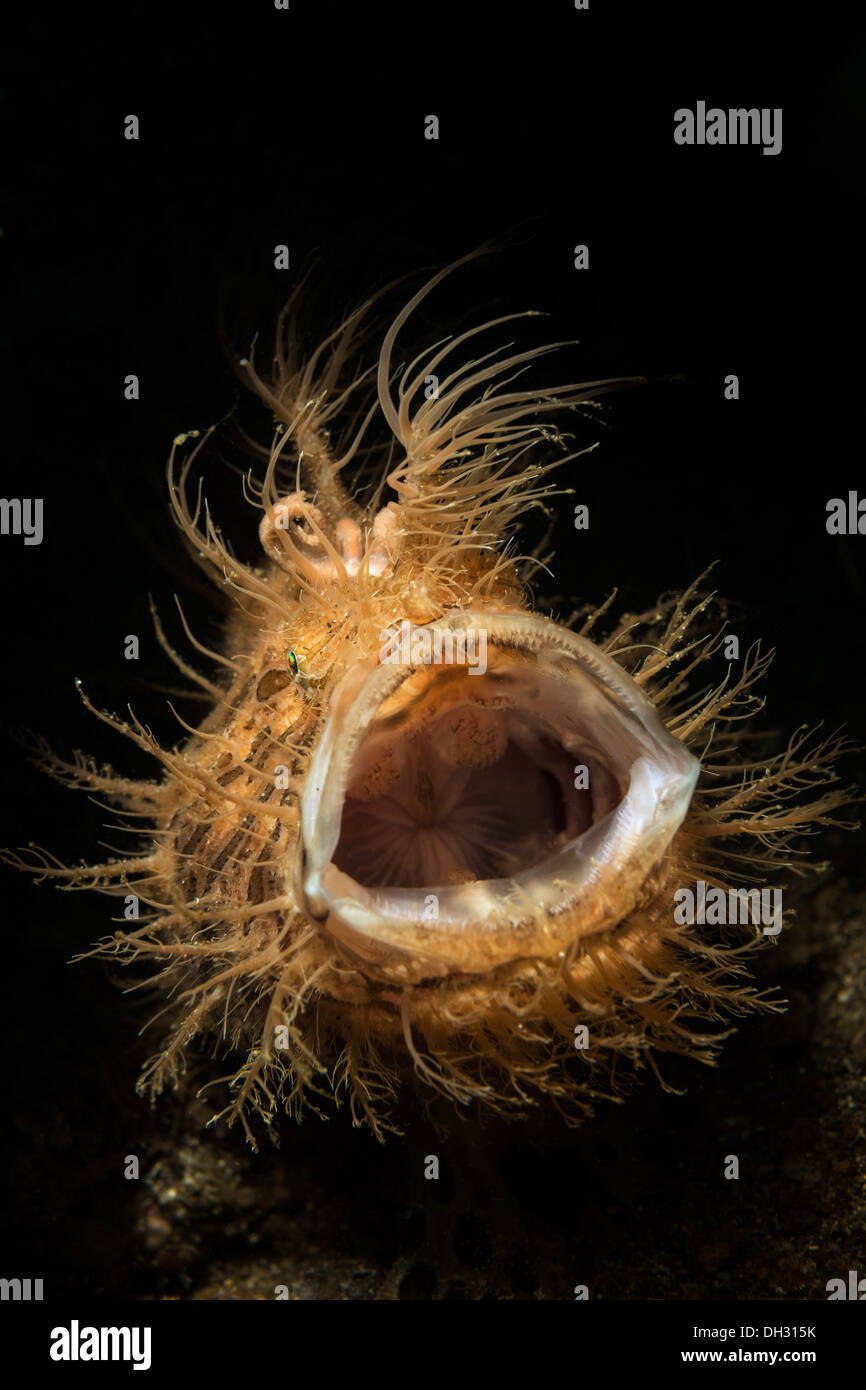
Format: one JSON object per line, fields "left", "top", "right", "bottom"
{"left": 300, "top": 611, "right": 700, "bottom": 981}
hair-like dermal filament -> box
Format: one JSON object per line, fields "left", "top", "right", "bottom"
{"left": 2, "top": 257, "right": 858, "bottom": 1145}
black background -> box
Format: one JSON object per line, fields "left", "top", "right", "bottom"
{"left": 2, "top": 2, "right": 864, "bottom": 1306}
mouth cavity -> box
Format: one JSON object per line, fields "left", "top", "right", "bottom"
{"left": 301, "top": 613, "right": 700, "bottom": 974}
{"left": 332, "top": 675, "right": 622, "bottom": 890}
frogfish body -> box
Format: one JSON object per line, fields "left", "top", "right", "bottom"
{"left": 8, "top": 257, "right": 853, "bottom": 1143}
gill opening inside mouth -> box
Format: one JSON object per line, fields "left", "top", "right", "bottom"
{"left": 332, "top": 665, "right": 624, "bottom": 891}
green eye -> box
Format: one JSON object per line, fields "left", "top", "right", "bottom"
{"left": 288, "top": 651, "right": 299, "bottom": 676}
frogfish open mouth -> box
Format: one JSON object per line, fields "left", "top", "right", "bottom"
{"left": 6, "top": 255, "right": 855, "bottom": 1143}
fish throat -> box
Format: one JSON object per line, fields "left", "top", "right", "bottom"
{"left": 333, "top": 663, "right": 621, "bottom": 891}
{"left": 301, "top": 612, "right": 700, "bottom": 977}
